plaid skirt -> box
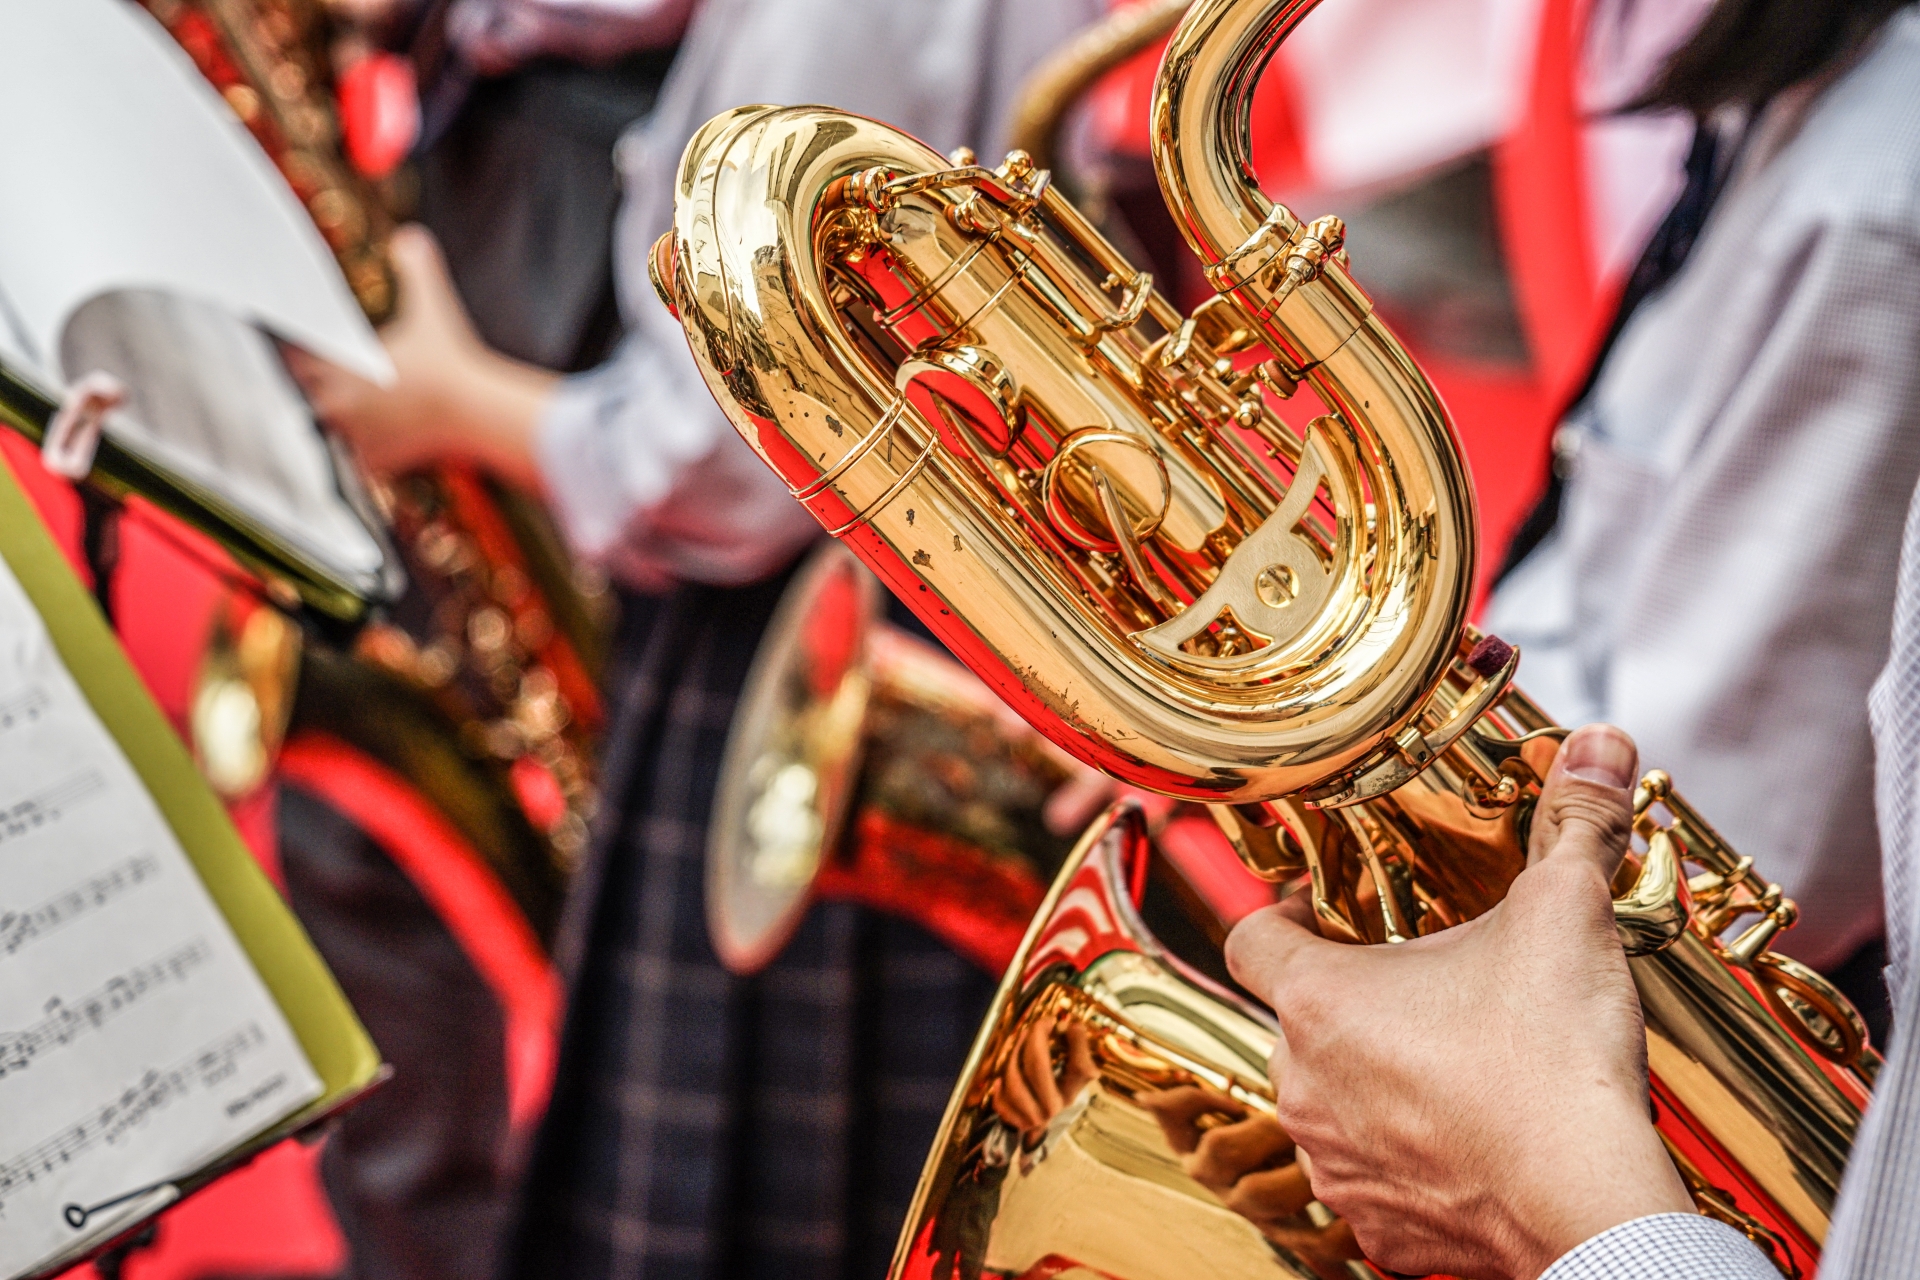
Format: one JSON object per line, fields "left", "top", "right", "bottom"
{"left": 503, "top": 568, "right": 997, "bottom": 1280}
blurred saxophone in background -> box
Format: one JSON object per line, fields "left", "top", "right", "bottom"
{"left": 705, "top": 542, "right": 1087, "bottom": 977}
{"left": 144, "top": 0, "right": 605, "bottom": 929}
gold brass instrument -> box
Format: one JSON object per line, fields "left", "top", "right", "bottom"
{"left": 146, "top": 0, "right": 604, "bottom": 889}
{"left": 710, "top": 543, "right": 1082, "bottom": 975}
{"left": 1005, "top": 0, "right": 1193, "bottom": 177}
{"left": 648, "top": 0, "right": 1875, "bottom": 1272}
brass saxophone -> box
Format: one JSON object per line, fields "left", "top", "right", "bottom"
{"left": 708, "top": 543, "right": 1083, "bottom": 975}
{"left": 144, "top": 0, "right": 604, "bottom": 905}
{"left": 648, "top": 0, "right": 1874, "bottom": 1274}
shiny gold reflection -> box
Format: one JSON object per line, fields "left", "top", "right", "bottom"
{"left": 903, "top": 808, "right": 1369, "bottom": 1280}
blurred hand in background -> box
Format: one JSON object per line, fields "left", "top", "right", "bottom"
{"left": 285, "top": 224, "right": 555, "bottom": 491}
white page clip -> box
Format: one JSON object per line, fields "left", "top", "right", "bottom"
{"left": 41, "top": 371, "right": 125, "bottom": 481}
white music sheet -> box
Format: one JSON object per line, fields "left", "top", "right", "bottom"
{"left": 59, "top": 290, "right": 389, "bottom": 583}
{"left": 0, "top": 555, "right": 320, "bottom": 1278}
{"left": 0, "top": 0, "right": 388, "bottom": 383}
{"left": 0, "top": 0, "right": 394, "bottom": 594}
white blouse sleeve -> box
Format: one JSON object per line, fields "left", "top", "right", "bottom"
{"left": 530, "top": 0, "right": 1100, "bottom": 590}
{"left": 534, "top": 307, "right": 820, "bottom": 592}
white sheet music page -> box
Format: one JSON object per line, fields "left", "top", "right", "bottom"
{"left": 0, "top": 559, "right": 320, "bottom": 1276}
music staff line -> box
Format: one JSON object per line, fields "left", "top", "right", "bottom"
{"left": 0, "top": 684, "right": 48, "bottom": 734}
{"left": 0, "top": 854, "right": 161, "bottom": 960}
{"left": 0, "top": 771, "right": 107, "bottom": 847}
{"left": 0, "top": 940, "right": 212, "bottom": 1080}
{"left": 0, "top": 1023, "right": 266, "bottom": 1212}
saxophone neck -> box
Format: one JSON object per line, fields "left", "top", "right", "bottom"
{"left": 1152, "top": 0, "right": 1372, "bottom": 372}
{"left": 1153, "top": 0, "right": 1312, "bottom": 270}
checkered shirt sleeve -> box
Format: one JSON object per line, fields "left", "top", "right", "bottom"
{"left": 1540, "top": 1214, "right": 1780, "bottom": 1279}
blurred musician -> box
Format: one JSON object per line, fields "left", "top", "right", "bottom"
{"left": 1484, "top": 0, "right": 1920, "bottom": 1032}
{"left": 138, "top": 2, "right": 673, "bottom": 1275}
{"left": 283, "top": 8, "right": 661, "bottom": 1276}
{"left": 288, "top": 1, "right": 1101, "bottom": 1276}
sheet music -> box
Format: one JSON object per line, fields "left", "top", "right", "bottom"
{"left": 60, "top": 289, "right": 388, "bottom": 582}
{"left": 0, "top": 557, "right": 319, "bottom": 1277}
{"left": 0, "top": 0, "right": 388, "bottom": 382}
{"left": 0, "top": 0, "right": 395, "bottom": 598}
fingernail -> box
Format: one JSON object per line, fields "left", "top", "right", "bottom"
{"left": 1561, "top": 725, "right": 1636, "bottom": 789}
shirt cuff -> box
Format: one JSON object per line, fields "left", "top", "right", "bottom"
{"left": 533, "top": 351, "right": 707, "bottom": 561}
{"left": 1540, "top": 1213, "right": 1781, "bottom": 1280}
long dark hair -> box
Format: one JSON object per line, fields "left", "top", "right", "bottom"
{"left": 1633, "top": 0, "right": 1911, "bottom": 115}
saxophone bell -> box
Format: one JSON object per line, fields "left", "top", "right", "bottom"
{"left": 891, "top": 800, "right": 1368, "bottom": 1280}
{"left": 709, "top": 543, "right": 1087, "bottom": 975}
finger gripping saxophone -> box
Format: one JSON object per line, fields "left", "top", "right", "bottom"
{"left": 652, "top": 1, "right": 1875, "bottom": 1275}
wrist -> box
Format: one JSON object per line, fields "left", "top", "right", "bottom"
{"left": 434, "top": 345, "right": 555, "bottom": 494}
{"left": 1506, "top": 1110, "right": 1693, "bottom": 1279}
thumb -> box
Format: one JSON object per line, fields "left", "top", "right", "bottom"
{"left": 1225, "top": 891, "right": 1335, "bottom": 1012}
{"left": 387, "top": 225, "right": 468, "bottom": 327}
{"left": 388, "top": 223, "right": 447, "bottom": 278}
{"left": 1527, "top": 724, "right": 1638, "bottom": 881}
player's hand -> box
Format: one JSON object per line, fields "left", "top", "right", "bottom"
{"left": 285, "top": 225, "right": 553, "bottom": 489}
{"left": 1139, "top": 1086, "right": 1361, "bottom": 1279}
{"left": 1224, "top": 724, "right": 1692, "bottom": 1280}
{"left": 991, "top": 1010, "right": 1097, "bottom": 1144}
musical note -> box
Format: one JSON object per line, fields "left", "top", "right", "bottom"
{"left": 0, "top": 685, "right": 48, "bottom": 733}
{"left": 0, "top": 1024, "right": 265, "bottom": 1213}
{"left": 0, "top": 941, "right": 210, "bottom": 1079}
{"left": 0, "top": 771, "right": 106, "bottom": 845}
{"left": 0, "top": 854, "right": 160, "bottom": 960}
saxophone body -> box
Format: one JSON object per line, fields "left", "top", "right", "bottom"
{"left": 651, "top": 0, "right": 1873, "bottom": 1273}
{"left": 144, "top": 0, "right": 603, "bottom": 894}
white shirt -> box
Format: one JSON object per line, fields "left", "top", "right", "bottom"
{"left": 1484, "top": 9, "right": 1920, "bottom": 972}
{"left": 1540, "top": 11, "right": 1920, "bottom": 1278}
{"left": 532, "top": 0, "right": 1100, "bottom": 591}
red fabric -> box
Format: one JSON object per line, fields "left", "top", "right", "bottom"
{"left": 336, "top": 52, "right": 420, "bottom": 181}
{"left": 276, "top": 732, "right": 561, "bottom": 1136}
{"left": 1088, "top": 1, "right": 1164, "bottom": 160}
{"left": 1417, "top": 354, "right": 1558, "bottom": 601}
{"left": 1492, "top": 0, "right": 1616, "bottom": 405}
{"left": 1089, "top": 1, "right": 1308, "bottom": 193}
{"left": 65, "top": 1140, "right": 347, "bottom": 1280}
{"left": 815, "top": 810, "right": 1050, "bottom": 975}
{"left": 1247, "top": 50, "right": 1311, "bottom": 196}
{"left": 1156, "top": 813, "right": 1278, "bottom": 926}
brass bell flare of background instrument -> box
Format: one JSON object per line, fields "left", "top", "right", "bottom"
{"left": 708, "top": 545, "right": 879, "bottom": 975}
{"left": 709, "top": 542, "right": 1087, "bottom": 976}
